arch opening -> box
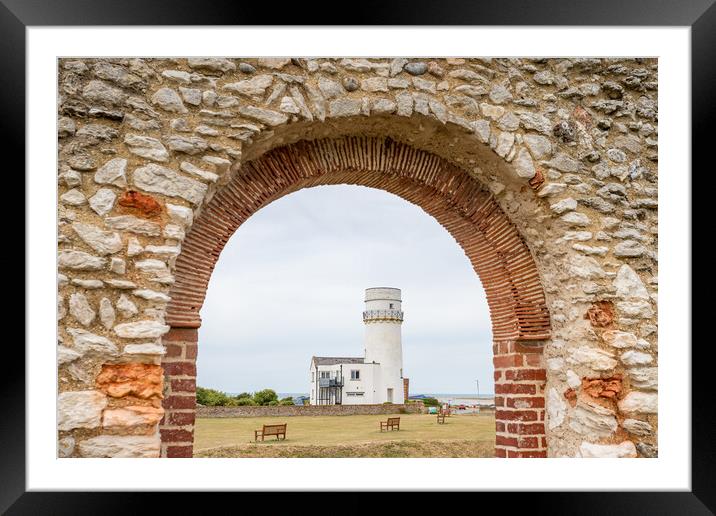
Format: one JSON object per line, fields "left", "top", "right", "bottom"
{"left": 160, "top": 136, "right": 551, "bottom": 458}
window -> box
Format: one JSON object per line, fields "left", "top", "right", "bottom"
{"left": 320, "top": 371, "right": 330, "bottom": 379}
{"left": 389, "top": 303, "right": 394, "bottom": 309}
{"left": 311, "top": 372, "right": 314, "bottom": 382}
{"left": 351, "top": 370, "right": 360, "bottom": 380}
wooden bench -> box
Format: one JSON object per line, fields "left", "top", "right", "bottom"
{"left": 380, "top": 417, "right": 400, "bottom": 432}
{"left": 254, "top": 423, "right": 287, "bottom": 441}
{"left": 437, "top": 413, "right": 447, "bottom": 424}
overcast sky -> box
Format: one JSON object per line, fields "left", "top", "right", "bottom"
{"left": 197, "top": 184, "right": 494, "bottom": 396}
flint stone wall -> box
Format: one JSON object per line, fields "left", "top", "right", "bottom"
{"left": 196, "top": 403, "right": 425, "bottom": 418}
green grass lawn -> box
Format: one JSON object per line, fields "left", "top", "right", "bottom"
{"left": 194, "top": 412, "right": 496, "bottom": 458}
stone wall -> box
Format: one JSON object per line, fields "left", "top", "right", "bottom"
{"left": 56, "top": 57, "right": 658, "bottom": 459}
{"left": 196, "top": 403, "right": 425, "bottom": 418}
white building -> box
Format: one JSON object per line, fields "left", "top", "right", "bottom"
{"left": 309, "top": 287, "right": 406, "bottom": 405}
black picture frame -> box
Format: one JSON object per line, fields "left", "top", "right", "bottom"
{"left": 6, "top": 0, "right": 707, "bottom": 512}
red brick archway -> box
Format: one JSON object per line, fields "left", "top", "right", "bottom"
{"left": 160, "top": 136, "right": 551, "bottom": 458}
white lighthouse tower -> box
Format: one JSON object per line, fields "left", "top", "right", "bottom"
{"left": 363, "top": 287, "right": 404, "bottom": 404}
{"left": 308, "top": 287, "right": 407, "bottom": 406}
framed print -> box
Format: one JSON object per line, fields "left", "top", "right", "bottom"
{"left": 8, "top": 0, "right": 709, "bottom": 511}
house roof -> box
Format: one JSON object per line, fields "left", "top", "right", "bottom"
{"left": 311, "top": 356, "right": 365, "bottom": 366}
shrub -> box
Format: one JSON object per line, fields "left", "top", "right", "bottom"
{"left": 197, "top": 386, "right": 291, "bottom": 407}
{"left": 196, "top": 386, "right": 233, "bottom": 406}
{"left": 253, "top": 389, "right": 279, "bottom": 406}
{"left": 421, "top": 397, "right": 440, "bottom": 407}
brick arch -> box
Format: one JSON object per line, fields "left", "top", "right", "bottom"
{"left": 161, "top": 136, "right": 550, "bottom": 458}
